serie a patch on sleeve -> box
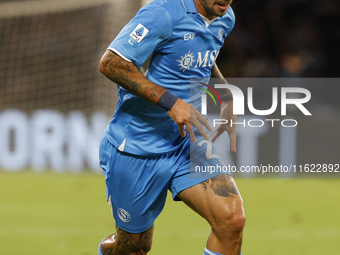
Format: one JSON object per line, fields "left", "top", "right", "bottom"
{"left": 129, "top": 23, "right": 149, "bottom": 44}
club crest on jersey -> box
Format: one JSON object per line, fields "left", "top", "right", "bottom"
{"left": 218, "top": 28, "right": 224, "bottom": 41}
{"left": 129, "top": 23, "right": 149, "bottom": 44}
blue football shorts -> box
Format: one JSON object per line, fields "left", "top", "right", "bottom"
{"left": 99, "top": 133, "right": 231, "bottom": 233}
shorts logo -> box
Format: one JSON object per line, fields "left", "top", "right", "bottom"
{"left": 117, "top": 208, "right": 131, "bottom": 223}
{"left": 129, "top": 23, "right": 149, "bottom": 44}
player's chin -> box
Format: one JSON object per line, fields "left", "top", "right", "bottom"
{"left": 213, "top": 7, "right": 228, "bottom": 16}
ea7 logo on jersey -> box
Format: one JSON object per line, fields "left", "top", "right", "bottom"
{"left": 177, "top": 50, "right": 219, "bottom": 72}
{"left": 129, "top": 23, "right": 149, "bottom": 44}
{"left": 184, "top": 33, "right": 195, "bottom": 41}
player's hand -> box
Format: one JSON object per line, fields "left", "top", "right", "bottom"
{"left": 167, "top": 98, "right": 212, "bottom": 143}
{"left": 211, "top": 101, "right": 237, "bottom": 153}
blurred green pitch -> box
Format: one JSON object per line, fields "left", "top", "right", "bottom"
{"left": 0, "top": 171, "right": 339, "bottom": 255}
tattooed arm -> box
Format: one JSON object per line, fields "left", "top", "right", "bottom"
{"left": 99, "top": 50, "right": 166, "bottom": 104}
{"left": 99, "top": 49, "right": 211, "bottom": 142}
{"left": 210, "top": 64, "right": 237, "bottom": 152}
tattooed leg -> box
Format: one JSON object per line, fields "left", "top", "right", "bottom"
{"left": 178, "top": 175, "right": 245, "bottom": 255}
{"left": 200, "top": 175, "right": 240, "bottom": 197}
{"left": 100, "top": 225, "right": 154, "bottom": 255}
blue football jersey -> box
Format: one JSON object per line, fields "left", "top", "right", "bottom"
{"left": 104, "top": 0, "right": 235, "bottom": 156}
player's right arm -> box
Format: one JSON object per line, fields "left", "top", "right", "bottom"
{"left": 99, "top": 49, "right": 211, "bottom": 143}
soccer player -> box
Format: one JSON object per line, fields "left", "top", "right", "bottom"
{"left": 98, "top": 0, "right": 245, "bottom": 254}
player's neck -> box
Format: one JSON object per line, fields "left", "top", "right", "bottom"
{"left": 193, "top": 0, "right": 217, "bottom": 20}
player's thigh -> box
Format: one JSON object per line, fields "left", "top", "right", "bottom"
{"left": 101, "top": 225, "right": 154, "bottom": 254}
{"left": 117, "top": 225, "right": 154, "bottom": 248}
{"left": 116, "top": 225, "right": 154, "bottom": 252}
{"left": 176, "top": 174, "right": 245, "bottom": 229}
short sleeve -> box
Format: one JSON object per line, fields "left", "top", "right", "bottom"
{"left": 108, "top": 5, "right": 172, "bottom": 68}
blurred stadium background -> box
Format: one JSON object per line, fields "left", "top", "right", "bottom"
{"left": 0, "top": 0, "right": 339, "bottom": 254}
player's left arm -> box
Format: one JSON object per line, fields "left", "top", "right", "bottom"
{"left": 210, "top": 64, "right": 236, "bottom": 153}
